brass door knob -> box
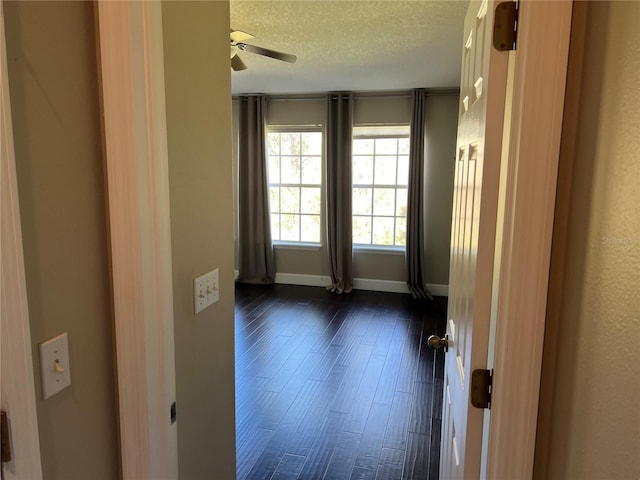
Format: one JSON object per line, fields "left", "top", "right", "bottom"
{"left": 427, "top": 334, "right": 449, "bottom": 352}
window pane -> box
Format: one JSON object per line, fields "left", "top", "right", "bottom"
{"left": 372, "top": 217, "right": 394, "bottom": 245}
{"left": 267, "top": 130, "right": 323, "bottom": 245}
{"left": 397, "top": 156, "right": 409, "bottom": 185}
{"left": 374, "top": 156, "right": 397, "bottom": 185}
{"left": 301, "top": 156, "right": 322, "bottom": 184}
{"left": 353, "top": 216, "right": 372, "bottom": 244}
{"left": 268, "top": 156, "right": 281, "bottom": 184}
{"left": 353, "top": 138, "right": 374, "bottom": 155}
{"left": 271, "top": 214, "right": 281, "bottom": 241}
{"left": 398, "top": 137, "right": 410, "bottom": 155}
{"left": 375, "top": 138, "right": 398, "bottom": 154}
{"left": 351, "top": 131, "right": 409, "bottom": 248}
{"left": 396, "top": 188, "right": 408, "bottom": 217}
{"left": 300, "top": 215, "right": 320, "bottom": 242}
{"left": 281, "top": 187, "right": 300, "bottom": 213}
{"left": 395, "top": 218, "right": 406, "bottom": 246}
{"left": 281, "top": 156, "right": 300, "bottom": 184}
{"left": 353, "top": 156, "right": 374, "bottom": 184}
{"left": 280, "top": 132, "right": 301, "bottom": 156}
{"left": 269, "top": 187, "right": 280, "bottom": 213}
{"left": 301, "top": 187, "right": 321, "bottom": 214}
{"left": 373, "top": 188, "right": 395, "bottom": 216}
{"left": 353, "top": 188, "right": 372, "bottom": 215}
{"left": 301, "top": 132, "right": 322, "bottom": 155}
{"left": 281, "top": 214, "right": 299, "bottom": 241}
{"left": 268, "top": 133, "right": 281, "bottom": 155}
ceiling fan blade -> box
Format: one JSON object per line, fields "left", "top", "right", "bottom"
{"left": 238, "top": 43, "right": 297, "bottom": 63}
{"left": 230, "top": 29, "right": 254, "bottom": 43}
{"left": 231, "top": 54, "right": 248, "bottom": 71}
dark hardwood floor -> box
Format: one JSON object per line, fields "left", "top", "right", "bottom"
{"left": 235, "top": 283, "right": 447, "bottom": 480}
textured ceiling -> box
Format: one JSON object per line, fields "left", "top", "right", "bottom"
{"left": 230, "top": 0, "right": 469, "bottom": 94}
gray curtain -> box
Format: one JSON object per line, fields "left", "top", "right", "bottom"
{"left": 237, "top": 95, "right": 275, "bottom": 284}
{"left": 406, "top": 89, "right": 433, "bottom": 299}
{"left": 325, "top": 93, "right": 353, "bottom": 293}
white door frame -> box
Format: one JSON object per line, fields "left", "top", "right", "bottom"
{"left": 96, "top": 2, "right": 178, "bottom": 478}
{"left": 485, "top": 1, "right": 572, "bottom": 477}
{"left": 0, "top": 1, "right": 43, "bottom": 478}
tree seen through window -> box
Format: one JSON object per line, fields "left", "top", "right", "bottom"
{"left": 267, "top": 131, "right": 322, "bottom": 243}
{"left": 352, "top": 131, "right": 410, "bottom": 247}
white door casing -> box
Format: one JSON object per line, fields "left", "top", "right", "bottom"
{"left": 485, "top": 1, "right": 572, "bottom": 477}
{"left": 0, "top": 1, "right": 43, "bottom": 477}
{"left": 440, "top": 0, "right": 509, "bottom": 478}
{"left": 96, "top": 2, "right": 178, "bottom": 478}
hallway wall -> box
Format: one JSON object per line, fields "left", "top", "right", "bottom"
{"left": 5, "top": 2, "right": 118, "bottom": 478}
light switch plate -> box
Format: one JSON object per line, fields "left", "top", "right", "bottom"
{"left": 39, "top": 332, "right": 71, "bottom": 399}
{"left": 194, "top": 268, "right": 219, "bottom": 314}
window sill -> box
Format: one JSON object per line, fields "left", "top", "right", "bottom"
{"left": 353, "top": 245, "right": 405, "bottom": 256}
{"left": 273, "top": 242, "right": 322, "bottom": 251}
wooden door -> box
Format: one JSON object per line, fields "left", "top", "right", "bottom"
{"left": 440, "top": 0, "right": 510, "bottom": 478}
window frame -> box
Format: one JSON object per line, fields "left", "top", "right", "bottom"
{"left": 266, "top": 126, "right": 324, "bottom": 247}
{"left": 351, "top": 126, "right": 411, "bottom": 250}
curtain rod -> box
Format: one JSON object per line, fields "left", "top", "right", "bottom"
{"left": 233, "top": 89, "right": 459, "bottom": 102}
{"left": 269, "top": 93, "right": 412, "bottom": 101}
{"left": 234, "top": 93, "right": 408, "bottom": 102}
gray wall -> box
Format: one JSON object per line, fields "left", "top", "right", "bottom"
{"left": 536, "top": 2, "right": 640, "bottom": 478}
{"left": 424, "top": 95, "right": 458, "bottom": 285}
{"left": 234, "top": 93, "right": 458, "bottom": 287}
{"left": 6, "top": 2, "right": 119, "bottom": 478}
{"left": 162, "top": 2, "right": 237, "bottom": 478}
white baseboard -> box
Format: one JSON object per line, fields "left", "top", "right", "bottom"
{"left": 272, "top": 272, "right": 448, "bottom": 296}
{"left": 353, "top": 277, "right": 409, "bottom": 294}
{"left": 274, "top": 272, "right": 331, "bottom": 287}
{"left": 425, "top": 284, "right": 449, "bottom": 297}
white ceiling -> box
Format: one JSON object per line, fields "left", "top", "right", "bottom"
{"left": 230, "top": 0, "right": 469, "bottom": 95}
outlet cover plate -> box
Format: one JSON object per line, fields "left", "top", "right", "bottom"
{"left": 194, "top": 268, "right": 219, "bottom": 314}
{"left": 39, "top": 332, "right": 71, "bottom": 399}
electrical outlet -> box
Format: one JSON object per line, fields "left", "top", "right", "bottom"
{"left": 194, "top": 268, "right": 219, "bottom": 314}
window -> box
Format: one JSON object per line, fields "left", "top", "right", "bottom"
{"left": 267, "top": 130, "right": 323, "bottom": 244}
{"left": 352, "top": 126, "right": 410, "bottom": 248}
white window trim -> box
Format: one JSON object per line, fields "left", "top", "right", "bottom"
{"left": 273, "top": 241, "right": 322, "bottom": 251}
{"left": 267, "top": 125, "right": 323, "bottom": 133}
{"left": 353, "top": 124, "right": 410, "bottom": 137}
{"left": 353, "top": 245, "right": 405, "bottom": 255}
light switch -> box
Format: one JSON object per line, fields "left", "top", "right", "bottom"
{"left": 39, "top": 332, "right": 71, "bottom": 399}
{"left": 193, "top": 268, "right": 219, "bottom": 314}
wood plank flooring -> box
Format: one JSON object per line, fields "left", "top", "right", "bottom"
{"left": 235, "top": 284, "right": 447, "bottom": 480}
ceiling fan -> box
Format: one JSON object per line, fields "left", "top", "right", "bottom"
{"left": 230, "top": 29, "right": 297, "bottom": 71}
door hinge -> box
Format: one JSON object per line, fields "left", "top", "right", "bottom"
{"left": 471, "top": 369, "right": 493, "bottom": 409}
{"left": 1, "top": 410, "right": 11, "bottom": 463}
{"left": 493, "top": 1, "right": 518, "bottom": 51}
